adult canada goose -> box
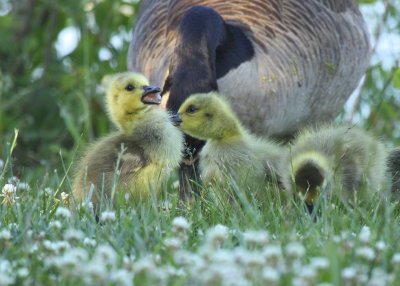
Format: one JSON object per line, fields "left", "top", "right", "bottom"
{"left": 283, "top": 125, "right": 388, "bottom": 208}
{"left": 73, "top": 72, "right": 183, "bottom": 206}
{"left": 172, "top": 92, "right": 286, "bottom": 190}
{"left": 387, "top": 148, "right": 400, "bottom": 196}
{"left": 128, "top": 0, "right": 370, "bottom": 194}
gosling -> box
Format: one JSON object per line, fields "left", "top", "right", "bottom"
{"left": 171, "top": 92, "right": 286, "bottom": 191}
{"left": 283, "top": 125, "right": 388, "bottom": 208}
{"left": 73, "top": 72, "right": 183, "bottom": 206}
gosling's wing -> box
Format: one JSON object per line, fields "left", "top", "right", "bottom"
{"left": 120, "top": 152, "right": 147, "bottom": 178}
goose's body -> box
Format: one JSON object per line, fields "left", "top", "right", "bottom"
{"left": 173, "top": 92, "right": 286, "bottom": 188}
{"left": 283, "top": 126, "right": 388, "bottom": 205}
{"left": 73, "top": 73, "right": 183, "bottom": 205}
{"left": 129, "top": 0, "right": 370, "bottom": 139}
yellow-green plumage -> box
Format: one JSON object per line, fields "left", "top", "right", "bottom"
{"left": 176, "top": 92, "right": 286, "bottom": 189}
{"left": 73, "top": 72, "right": 183, "bottom": 205}
{"left": 283, "top": 125, "right": 388, "bottom": 205}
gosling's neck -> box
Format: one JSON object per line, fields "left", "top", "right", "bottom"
{"left": 113, "top": 106, "right": 154, "bottom": 134}
{"left": 209, "top": 114, "right": 246, "bottom": 144}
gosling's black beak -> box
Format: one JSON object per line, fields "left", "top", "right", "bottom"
{"left": 170, "top": 113, "right": 182, "bottom": 126}
{"left": 141, "top": 85, "right": 162, "bottom": 105}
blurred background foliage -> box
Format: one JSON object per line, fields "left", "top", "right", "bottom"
{"left": 0, "top": 0, "right": 399, "bottom": 174}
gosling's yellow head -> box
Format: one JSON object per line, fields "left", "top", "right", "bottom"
{"left": 106, "top": 72, "right": 161, "bottom": 132}
{"left": 171, "top": 92, "right": 242, "bottom": 141}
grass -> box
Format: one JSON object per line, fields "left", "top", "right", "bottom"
{"left": 1, "top": 131, "right": 400, "bottom": 286}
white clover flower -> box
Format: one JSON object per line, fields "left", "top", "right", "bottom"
{"left": 61, "top": 192, "right": 70, "bottom": 206}
{"left": 109, "top": 269, "right": 134, "bottom": 286}
{"left": 64, "top": 228, "right": 84, "bottom": 241}
{"left": 205, "top": 224, "right": 229, "bottom": 247}
{"left": 1, "top": 183, "right": 15, "bottom": 195}
{"left": 355, "top": 246, "right": 375, "bottom": 261}
{"left": 285, "top": 242, "right": 306, "bottom": 259}
{"left": 375, "top": 240, "right": 386, "bottom": 251}
{"left": 49, "top": 220, "right": 62, "bottom": 230}
{"left": 173, "top": 250, "right": 205, "bottom": 270}
{"left": 359, "top": 226, "right": 371, "bottom": 243}
{"left": 17, "top": 182, "right": 31, "bottom": 192}
{"left": 310, "top": 257, "right": 330, "bottom": 270}
{"left": 16, "top": 267, "right": 29, "bottom": 278}
{"left": 134, "top": 255, "right": 156, "bottom": 274}
{"left": 164, "top": 237, "right": 183, "bottom": 252}
{"left": 55, "top": 207, "right": 71, "bottom": 219}
{"left": 172, "top": 216, "right": 191, "bottom": 233}
{"left": 93, "top": 244, "right": 118, "bottom": 267}
{"left": 235, "top": 249, "right": 265, "bottom": 269}
{"left": 7, "top": 176, "right": 19, "bottom": 185}
{"left": 58, "top": 248, "right": 89, "bottom": 268}
{"left": 0, "top": 229, "right": 12, "bottom": 240}
{"left": 298, "top": 265, "right": 317, "bottom": 282}
{"left": 100, "top": 210, "right": 116, "bottom": 223}
{"left": 391, "top": 253, "right": 400, "bottom": 264}
{"left": 0, "top": 259, "right": 15, "bottom": 285}
{"left": 83, "top": 260, "right": 108, "bottom": 283}
{"left": 341, "top": 266, "right": 357, "bottom": 280}
{"left": 369, "top": 267, "right": 392, "bottom": 286}
{"left": 1, "top": 184, "right": 17, "bottom": 205}
{"left": 83, "top": 237, "right": 97, "bottom": 247}
{"left": 44, "top": 187, "right": 53, "bottom": 196}
{"left": 263, "top": 244, "right": 283, "bottom": 259}
{"left": 262, "top": 266, "right": 280, "bottom": 284}
{"left": 42, "top": 240, "right": 70, "bottom": 254}
{"left": 242, "top": 230, "right": 269, "bottom": 246}
{"left": 7, "top": 223, "right": 18, "bottom": 230}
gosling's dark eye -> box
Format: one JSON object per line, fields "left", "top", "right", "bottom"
{"left": 125, "top": 84, "right": 135, "bottom": 91}
{"left": 186, "top": 105, "right": 198, "bottom": 114}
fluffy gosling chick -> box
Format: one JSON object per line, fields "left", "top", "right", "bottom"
{"left": 171, "top": 92, "right": 286, "bottom": 189}
{"left": 283, "top": 125, "right": 388, "bottom": 206}
{"left": 73, "top": 72, "right": 183, "bottom": 205}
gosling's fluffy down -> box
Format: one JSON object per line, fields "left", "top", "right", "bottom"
{"left": 173, "top": 92, "right": 286, "bottom": 188}
{"left": 73, "top": 72, "right": 183, "bottom": 205}
{"left": 283, "top": 125, "right": 388, "bottom": 205}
